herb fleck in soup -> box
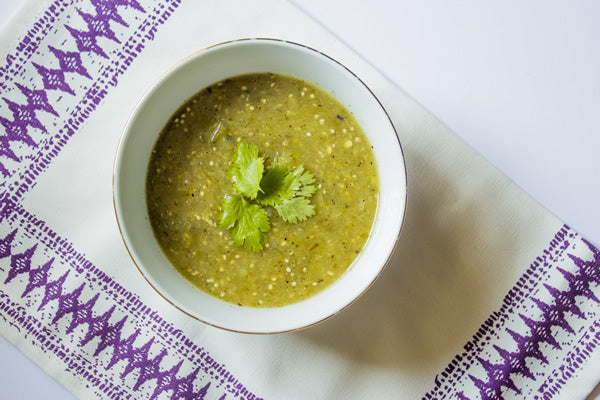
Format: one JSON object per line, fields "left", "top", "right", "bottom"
{"left": 146, "top": 73, "right": 379, "bottom": 307}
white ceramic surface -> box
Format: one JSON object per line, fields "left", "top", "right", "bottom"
{"left": 113, "top": 38, "right": 406, "bottom": 334}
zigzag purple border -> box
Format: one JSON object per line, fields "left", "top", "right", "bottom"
{"left": 1, "top": 198, "right": 259, "bottom": 399}
{"left": 0, "top": 0, "right": 171, "bottom": 199}
{"left": 422, "top": 227, "right": 600, "bottom": 399}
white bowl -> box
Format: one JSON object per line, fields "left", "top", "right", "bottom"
{"left": 113, "top": 38, "right": 406, "bottom": 334}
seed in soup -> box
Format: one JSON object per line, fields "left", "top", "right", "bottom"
{"left": 146, "top": 73, "right": 379, "bottom": 307}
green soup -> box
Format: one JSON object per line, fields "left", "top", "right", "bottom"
{"left": 146, "top": 73, "right": 379, "bottom": 307}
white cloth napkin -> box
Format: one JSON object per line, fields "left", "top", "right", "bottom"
{"left": 1, "top": 0, "right": 599, "bottom": 399}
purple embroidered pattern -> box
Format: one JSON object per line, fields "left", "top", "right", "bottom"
{"left": 423, "top": 227, "right": 600, "bottom": 399}
{"left": 0, "top": 0, "right": 171, "bottom": 200}
{"left": 0, "top": 0, "right": 261, "bottom": 399}
{"left": 0, "top": 212, "right": 257, "bottom": 399}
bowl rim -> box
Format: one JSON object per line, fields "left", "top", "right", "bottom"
{"left": 112, "top": 37, "right": 408, "bottom": 334}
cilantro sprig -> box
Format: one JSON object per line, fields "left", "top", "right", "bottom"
{"left": 219, "top": 142, "right": 316, "bottom": 252}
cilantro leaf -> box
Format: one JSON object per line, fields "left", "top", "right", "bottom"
{"left": 219, "top": 195, "right": 270, "bottom": 252}
{"left": 229, "top": 142, "right": 264, "bottom": 199}
{"left": 291, "top": 166, "right": 316, "bottom": 197}
{"left": 274, "top": 197, "right": 315, "bottom": 224}
{"left": 220, "top": 141, "right": 318, "bottom": 252}
{"left": 256, "top": 163, "right": 296, "bottom": 206}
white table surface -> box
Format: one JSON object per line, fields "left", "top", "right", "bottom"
{"left": 1, "top": 1, "right": 599, "bottom": 399}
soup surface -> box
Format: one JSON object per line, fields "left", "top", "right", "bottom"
{"left": 146, "top": 73, "right": 378, "bottom": 307}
